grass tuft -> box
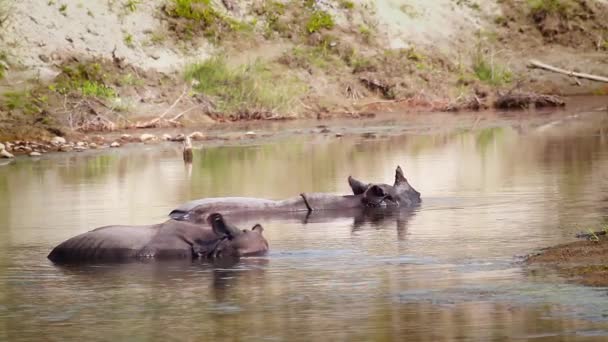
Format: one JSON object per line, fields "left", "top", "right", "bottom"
{"left": 306, "top": 10, "right": 334, "bottom": 33}
{"left": 185, "top": 56, "right": 306, "bottom": 115}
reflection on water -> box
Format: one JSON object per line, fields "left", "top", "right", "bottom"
{"left": 1, "top": 110, "right": 608, "bottom": 340}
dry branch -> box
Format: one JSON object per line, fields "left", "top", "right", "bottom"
{"left": 528, "top": 60, "right": 608, "bottom": 83}
{"left": 135, "top": 86, "right": 189, "bottom": 128}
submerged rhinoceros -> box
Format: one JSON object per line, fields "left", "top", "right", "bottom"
{"left": 48, "top": 213, "right": 268, "bottom": 263}
{"left": 170, "top": 166, "right": 420, "bottom": 224}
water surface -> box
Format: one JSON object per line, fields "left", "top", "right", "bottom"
{"left": 1, "top": 108, "right": 608, "bottom": 340}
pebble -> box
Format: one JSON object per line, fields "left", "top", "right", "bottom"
{"left": 29, "top": 152, "right": 41, "bottom": 157}
{"left": 110, "top": 142, "right": 120, "bottom": 148}
{"left": 0, "top": 149, "right": 14, "bottom": 158}
{"left": 51, "top": 136, "right": 66, "bottom": 145}
{"left": 245, "top": 131, "right": 256, "bottom": 137}
{"left": 162, "top": 134, "right": 172, "bottom": 141}
{"left": 171, "top": 134, "right": 186, "bottom": 142}
{"left": 189, "top": 131, "right": 205, "bottom": 141}
{"left": 91, "top": 135, "right": 105, "bottom": 144}
{"left": 140, "top": 133, "right": 157, "bottom": 142}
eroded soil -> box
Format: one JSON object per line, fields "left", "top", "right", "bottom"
{"left": 527, "top": 236, "right": 608, "bottom": 287}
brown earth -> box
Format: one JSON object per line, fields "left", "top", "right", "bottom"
{"left": 526, "top": 235, "right": 608, "bottom": 287}
{"left": 1, "top": 0, "right": 607, "bottom": 142}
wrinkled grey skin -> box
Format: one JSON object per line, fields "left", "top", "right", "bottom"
{"left": 48, "top": 213, "right": 268, "bottom": 264}
{"left": 170, "top": 166, "right": 420, "bottom": 224}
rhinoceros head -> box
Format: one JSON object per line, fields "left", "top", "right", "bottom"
{"left": 204, "top": 213, "right": 269, "bottom": 258}
{"left": 348, "top": 166, "right": 421, "bottom": 208}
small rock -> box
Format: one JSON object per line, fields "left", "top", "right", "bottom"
{"left": 76, "top": 141, "right": 85, "bottom": 147}
{"left": 110, "top": 142, "right": 121, "bottom": 148}
{"left": 140, "top": 133, "right": 157, "bottom": 143}
{"left": 29, "top": 152, "right": 42, "bottom": 157}
{"left": 320, "top": 128, "right": 331, "bottom": 134}
{"left": 51, "top": 136, "right": 66, "bottom": 145}
{"left": 74, "top": 146, "right": 86, "bottom": 152}
{"left": 120, "top": 134, "right": 134, "bottom": 142}
{"left": 361, "top": 132, "right": 376, "bottom": 139}
{"left": 91, "top": 135, "right": 105, "bottom": 144}
{"left": 245, "top": 131, "right": 256, "bottom": 137}
{"left": 39, "top": 54, "right": 50, "bottom": 63}
{"left": 335, "top": 133, "right": 343, "bottom": 137}
{"left": 59, "top": 145, "right": 73, "bottom": 152}
{"left": 1, "top": 149, "right": 14, "bottom": 158}
{"left": 89, "top": 142, "right": 98, "bottom": 149}
{"left": 189, "top": 131, "right": 204, "bottom": 141}
{"left": 162, "top": 134, "right": 172, "bottom": 141}
{"left": 171, "top": 134, "right": 186, "bottom": 142}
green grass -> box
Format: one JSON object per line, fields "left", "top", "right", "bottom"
{"left": 124, "top": 33, "right": 134, "bottom": 47}
{"left": 118, "top": 73, "right": 144, "bottom": 86}
{"left": 306, "top": 10, "right": 334, "bottom": 33}
{"left": 0, "top": 52, "right": 7, "bottom": 80}
{"left": 2, "top": 91, "right": 43, "bottom": 115}
{"left": 338, "top": 0, "right": 354, "bottom": 9}
{"left": 527, "top": 0, "right": 573, "bottom": 16}
{"left": 185, "top": 56, "right": 306, "bottom": 115}
{"left": 78, "top": 80, "right": 116, "bottom": 98}
{"left": 59, "top": 3, "right": 67, "bottom": 15}
{"left": 165, "top": 0, "right": 248, "bottom": 42}
{"left": 472, "top": 55, "right": 512, "bottom": 86}
{"left": 124, "top": 0, "right": 140, "bottom": 12}
{"left": 50, "top": 62, "right": 117, "bottom": 99}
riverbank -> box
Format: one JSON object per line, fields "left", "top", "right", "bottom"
{"left": 1, "top": 95, "right": 606, "bottom": 160}
{"left": 1, "top": 1, "right": 607, "bottom": 142}
{"left": 526, "top": 234, "right": 608, "bottom": 287}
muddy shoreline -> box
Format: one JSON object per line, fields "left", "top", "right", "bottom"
{"left": 1, "top": 95, "right": 606, "bottom": 160}
{"left": 526, "top": 235, "right": 608, "bottom": 287}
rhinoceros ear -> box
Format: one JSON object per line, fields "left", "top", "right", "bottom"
{"left": 208, "top": 213, "right": 242, "bottom": 238}
{"left": 348, "top": 176, "right": 369, "bottom": 195}
{"left": 394, "top": 165, "right": 407, "bottom": 185}
{"left": 169, "top": 209, "right": 190, "bottom": 221}
{"left": 251, "top": 224, "right": 264, "bottom": 233}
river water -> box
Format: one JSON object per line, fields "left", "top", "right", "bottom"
{"left": 1, "top": 106, "right": 608, "bottom": 341}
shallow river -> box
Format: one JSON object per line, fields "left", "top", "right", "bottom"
{"left": 1, "top": 107, "right": 608, "bottom": 341}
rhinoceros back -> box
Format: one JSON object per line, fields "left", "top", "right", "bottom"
{"left": 48, "top": 225, "right": 158, "bottom": 263}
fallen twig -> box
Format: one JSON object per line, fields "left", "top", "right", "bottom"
{"left": 528, "top": 60, "right": 608, "bottom": 83}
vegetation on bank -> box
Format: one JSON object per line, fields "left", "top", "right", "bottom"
{"left": 1, "top": 0, "right": 607, "bottom": 139}
{"left": 184, "top": 56, "right": 306, "bottom": 117}
{"left": 0, "top": 59, "right": 155, "bottom": 139}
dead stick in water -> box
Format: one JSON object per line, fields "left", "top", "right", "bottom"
{"left": 183, "top": 136, "right": 193, "bottom": 163}
{"left": 528, "top": 60, "right": 608, "bottom": 83}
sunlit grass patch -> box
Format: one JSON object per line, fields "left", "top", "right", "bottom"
{"left": 185, "top": 56, "right": 306, "bottom": 115}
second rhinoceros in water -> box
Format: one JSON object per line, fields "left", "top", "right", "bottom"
{"left": 170, "top": 166, "right": 420, "bottom": 224}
